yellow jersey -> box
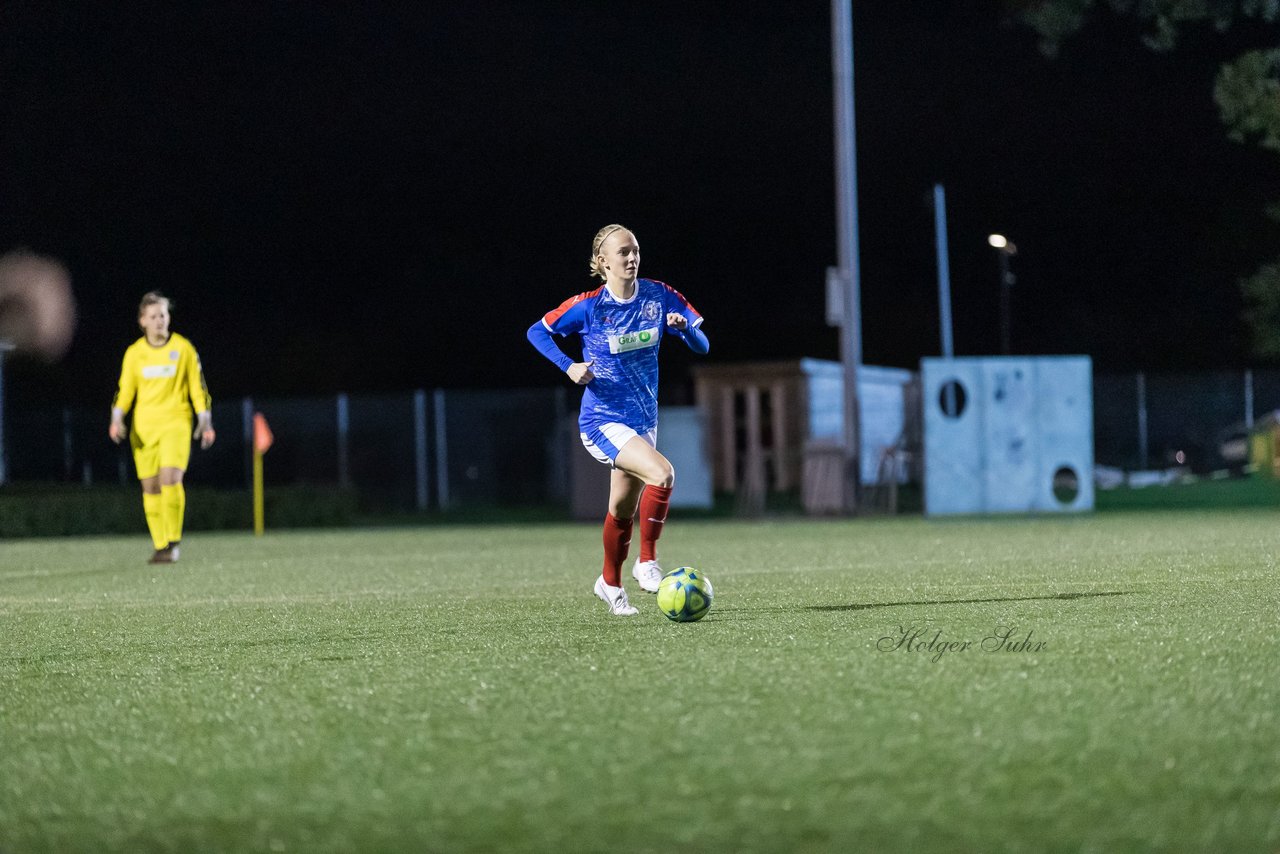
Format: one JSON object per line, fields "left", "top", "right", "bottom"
{"left": 112, "top": 332, "right": 211, "bottom": 428}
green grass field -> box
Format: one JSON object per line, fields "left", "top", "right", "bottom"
{"left": 3, "top": 511, "right": 1279, "bottom": 853}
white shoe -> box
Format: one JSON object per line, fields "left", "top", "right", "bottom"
{"left": 632, "top": 559, "right": 663, "bottom": 593}
{"left": 593, "top": 575, "right": 639, "bottom": 616}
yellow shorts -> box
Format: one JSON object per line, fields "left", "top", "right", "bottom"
{"left": 130, "top": 417, "right": 192, "bottom": 480}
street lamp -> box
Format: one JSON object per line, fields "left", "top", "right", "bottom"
{"left": 988, "top": 234, "right": 1017, "bottom": 355}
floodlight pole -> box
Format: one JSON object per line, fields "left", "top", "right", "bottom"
{"left": 934, "top": 185, "right": 957, "bottom": 417}
{"left": 987, "top": 235, "right": 1017, "bottom": 355}
{"left": 999, "top": 250, "right": 1013, "bottom": 355}
{"left": 832, "top": 0, "right": 863, "bottom": 514}
{"left": 933, "top": 185, "right": 954, "bottom": 360}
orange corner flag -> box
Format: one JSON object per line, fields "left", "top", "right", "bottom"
{"left": 253, "top": 413, "right": 274, "bottom": 454}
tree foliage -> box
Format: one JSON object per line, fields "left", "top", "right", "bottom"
{"left": 1216, "top": 47, "right": 1280, "bottom": 150}
{"left": 1015, "top": 1, "right": 1278, "bottom": 53}
{"left": 1012, "top": 0, "right": 1279, "bottom": 139}
{"left": 1009, "top": 0, "right": 1280, "bottom": 358}
{"left": 1242, "top": 262, "right": 1280, "bottom": 357}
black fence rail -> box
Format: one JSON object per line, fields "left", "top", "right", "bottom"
{"left": 5, "top": 387, "right": 573, "bottom": 512}
{"left": 5, "top": 369, "right": 1278, "bottom": 511}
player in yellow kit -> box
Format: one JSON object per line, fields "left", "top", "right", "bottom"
{"left": 109, "top": 291, "right": 215, "bottom": 564}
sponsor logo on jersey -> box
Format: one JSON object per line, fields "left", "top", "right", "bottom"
{"left": 608, "top": 327, "right": 660, "bottom": 354}
{"left": 141, "top": 364, "right": 178, "bottom": 379}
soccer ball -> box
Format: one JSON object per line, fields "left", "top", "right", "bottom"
{"left": 656, "top": 567, "right": 713, "bottom": 622}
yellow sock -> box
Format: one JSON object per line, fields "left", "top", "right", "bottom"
{"left": 142, "top": 492, "right": 167, "bottom": 550}
{"left": 162, "top": 483, "right": 186, "bottom": 546}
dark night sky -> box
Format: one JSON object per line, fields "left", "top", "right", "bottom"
{"left": 4, "top": 1, "right": 1280, "bottom": 409}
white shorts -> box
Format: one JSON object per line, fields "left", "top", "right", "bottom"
{"left": 580, "top": 422, "right": 657, "bottom": 467}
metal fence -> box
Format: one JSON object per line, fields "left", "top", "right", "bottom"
{"left": 4, "top": 387, "right": 574, "bottom": 512}
{"left": 1093, "top": 369, "right": 1280, "bottom": 470}
{"left": 5, "top": 369, "right": 1279, "bottom": 508}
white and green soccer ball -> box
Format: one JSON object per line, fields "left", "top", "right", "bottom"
{"left": 656, "top": 566, "right": 713, "bottom": 622}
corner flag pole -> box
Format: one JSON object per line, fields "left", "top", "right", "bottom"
{"left": 252, "top": 413, "right": 273, "bottom": 536}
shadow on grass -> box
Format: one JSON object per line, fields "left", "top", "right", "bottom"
{"left": 806, "top": 590, "right": 1134, "bottom": 612}
{"left": 710, "top": 590, "right": 1134, "bottom": 618}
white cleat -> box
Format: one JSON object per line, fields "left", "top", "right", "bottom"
{"left": 593, "top": 575, "right": 639, "bottom": 616}
{"left": 631, "top": 559, "right": 663, "bottom": 593}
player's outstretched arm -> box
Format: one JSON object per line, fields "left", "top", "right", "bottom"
{"left": 666, "top": 313, "right": 709, "bottom": 355}
{"left": 528, "top": 320, "right": 594, "bottom": 385}
{"left": 527, "top": 320, "right": 576, "bottom": 373}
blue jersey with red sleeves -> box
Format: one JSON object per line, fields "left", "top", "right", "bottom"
{"left": 541, "top": 278, "right": 703, "bottom": 433}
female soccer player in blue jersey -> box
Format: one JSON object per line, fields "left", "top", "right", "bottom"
{"left": 109, "top": 292, "right": 215, "bottom": 565}
{"left": 528, "top": 225, "right": 709, "bottom": 615}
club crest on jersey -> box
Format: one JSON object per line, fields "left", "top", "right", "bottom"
{"left": 643, "top": 300, "right": 661, "bottom": 321}
{"left": 608, "top": 327, "right": 660, "bottom": 354}
{"left": 169, "top": 350, "right": 179, "bottom": 360}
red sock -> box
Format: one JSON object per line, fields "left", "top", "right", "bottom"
{"left": 601, "top": 512, "right": 632, "bottom": 587}
{"left": 638, "top": 484, "right": 673, "bottom": 563}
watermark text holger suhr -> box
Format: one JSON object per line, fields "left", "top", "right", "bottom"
{"left": 878, "top": 626, "right": 1046, "bottom": 663}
